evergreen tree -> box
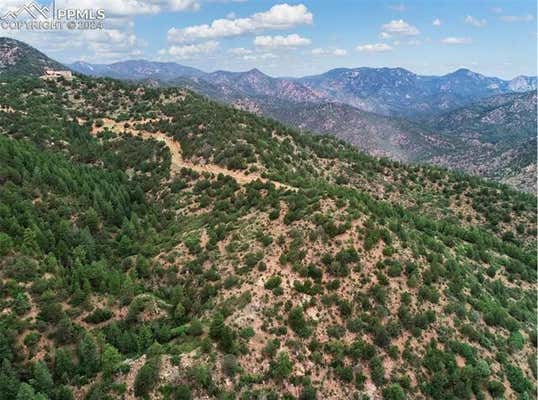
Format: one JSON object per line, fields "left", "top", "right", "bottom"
{"left": 54, "top": 347, "right": 75, "bottom": 383}
{"left": 101, "top": 344, "right": 122, "bottom": 378}
{"left": 134, "top": 357, "right": 160, "bottom": 397}
{"left": 78, "top": 334, "right": 101, "bottom": 376}
{"left": 32, "top": 361, "right": 53, "bottom": 396}
{"left": 0, "top": 360, "right": 20, "bottom": 400}
{"left": 15, "top": 383, "right": 35, "bottom": 400}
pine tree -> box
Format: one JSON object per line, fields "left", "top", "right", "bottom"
{"left": 15, "top": 383, "right": 35, "bottom": 400}
{"left": 78, "top": 334, "right": 101, "bottom": 376}
{"left": 0, "top": 359, "right": 20, "bottom": 400}
{"left": 101, "top": 344, "right": 122, "bottom": 378}
{"left": 56, "top": 385, "right": 75, "bottom": 400}
{"left": 0, "top": 233, "right": 13, "bottom": 256}
{"left": 32, "top": 361, "right": 53, "bottom": 396}
{"left": 134, "top": 357, "right": 160, "bottom": 397}
{"left": 54, "top": 347, "right": 75, "bottom": 383}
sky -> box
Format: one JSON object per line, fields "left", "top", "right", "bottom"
{"left": 0, "top": 0, "right": 536, "bottom": 78}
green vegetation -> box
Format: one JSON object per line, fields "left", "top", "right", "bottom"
{"left": 0, "top": 73, "right": 534, "bottom": 399}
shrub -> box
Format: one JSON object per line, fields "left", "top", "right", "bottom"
{"left": 270, "top": 352, "right": 293, "bottom": 381}
{"left": 487, "top": 380, "right": 505, "bottom": 398}
{"left": 370, "top": 356, "right": 385, "bottom": 386}
{"left": 506, "top": 364, "right": 532, "bottom": 394}
{"left": 335, "top": 365, "right": 353, "bottom": 382}
{"left": 183, "top": 234, "right": 201, "bottom": 254}
{"left": 221, "top": 354, "right": 238, "bottom": 377}
{"left": 188, "top": 364, "right": 213, "bottom": 390}
{"left": 262, "top": 339, "right": 280, "bottom": 358}
{"left": 508, "top": 331, "right": 525, "bottom": 350}
{"left": 174, "top": 385, "right": 192, "bottom": 400}
{"left": 288, "top": 307, "right": 311, "bottom": 338}
{"left": 186, "top": 319, "right": 204, "bottom": 336}
{"left": 83, "top": 308, "right": 113, "bottom": 324}
{"left": 134, "top": 357, "right": 161, "bottom": 397}
{"left": 299, "top": 384, "right": 317, "bottom": 400}
{"left": 383, "top": 383, "right": 406, "bottom": 400}
{"left": 265, "top": 275, "right": 282, "bottom": 290}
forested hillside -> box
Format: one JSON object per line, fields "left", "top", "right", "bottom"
{"left": 0, "top": 73, "right": 536, "bottom": 400}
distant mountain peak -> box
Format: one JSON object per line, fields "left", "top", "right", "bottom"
{"left": 241, "top": 68, "right": 270, "bottom": 80}
{"left": 446, "top": 68, "right": 486, "bottom": 79}
{"left": 508, "top": 75, "right": 537, "bottom": 92}
{"left": 246, "top": 67, "right": 264, "bottom": 74}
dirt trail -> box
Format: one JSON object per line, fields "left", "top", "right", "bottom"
{"left": 91, "top": 118, "right": 295, "bottom": 190}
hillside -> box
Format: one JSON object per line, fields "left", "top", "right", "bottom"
{"left": 426, "top": 91, "right": 537, "bottom": 192}
{"left": 69, "top": 60, "right": 205, "bottom": 81}
{"left": 203, "top": 69, "right": 322, "bottom": 103}
{"left": 0, "top": 62, "right": 536, "bottom": 400}
{"left": 428, "top": 91, "right": 537, "bottom": 143}
{"left": 169, "top": 75, "right": 537, "bottom": 192}
{"left": 68, "top": 55, "right": 536, "bottom": 192}
{"left": 257, "top": 100, "right": 448, "bottom": 163}
{"left": 0, "top": 37, "right": 66, "bottom": 77}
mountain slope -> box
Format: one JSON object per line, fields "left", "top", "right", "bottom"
{"left": 65, "top": 54, "right": 537, "bottom": 191}
{"left": 160, "top": 76, "right": 447, "bottom": 163}
{"left": 69, "top": 59, "right": 205, "bottom": 81}
{"left": 257, "top": 100, "right": 449, "bottom": 162}
{"left": 167, "top": 74, "right": 537, "bottom": 192}
{"left": 204, "top": 68, "right": 323, "bottom": 103}
{"left": 0, "top": 37, "right": 66, "bottom": 77}
{"left": 296, "top": 67, "right": 518, "bottom": 117}
{"left": 508, "top": 76, "right": 537, "bottom": 92}
{"left": 428, "top": 91, "right": 537, "bottom": 143}
{"left": 426, "top": 91, "right": 537, "bottom": 192}
{"left": 0, "top": 64, "right": 536, "bottom": 400}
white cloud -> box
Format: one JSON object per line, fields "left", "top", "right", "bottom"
{"left": 441, "top": 37, "right": 472, "bottom": 44}
{"left": 311, "top": 48, "right": 347, "bottom": 56}
{"left": 158, "top": 41, "right": 219, "bottom": 59}
{"left": 228, "top": 47, "right": 252, "bottom": 55}
{"left": 381, "top": 19, "right": 419, "bottom": 36}
{"left": 379, "top": 32, "right": 392, "bottom": 39}
{"left": 168, "top": 3, "right": 313, "bottom": 43}
{"left": 1, "top": 12, "right": 147, "bottom": 63}
{"left": 333, "top": 48, "right": 348, "bottom": 56}
{"left": 432, "top": 18, "right": 441, "bottom": 26}
{"left": 499, "top": 14, "right": 534, "bottom": 22}
{"left": 243, "top": 53, "right": 276, "bottom": 60}
{"left": 0, "top": 0, "right": 201, "bottom": 63}
{"left": 356, "top": 43, "right": 393, "bottom": 52}
{"left": 254, "top": 34, "right": 311, "bottom": 48}
{"left": 464, "top": 15, "right": 486, "bottom": 27}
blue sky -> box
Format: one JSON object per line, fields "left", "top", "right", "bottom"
{"left": 1, "top": 0, "right": 536, "bottom": 78}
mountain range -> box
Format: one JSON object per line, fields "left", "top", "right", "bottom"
{"left": 69, "top": 59, "right": 536, "bottom": 118}
{"left": 1, "top": 37, "right": 535, "bottom": 192}
{"left": 66, "top": 57, "right": 537, "bottom": 192}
